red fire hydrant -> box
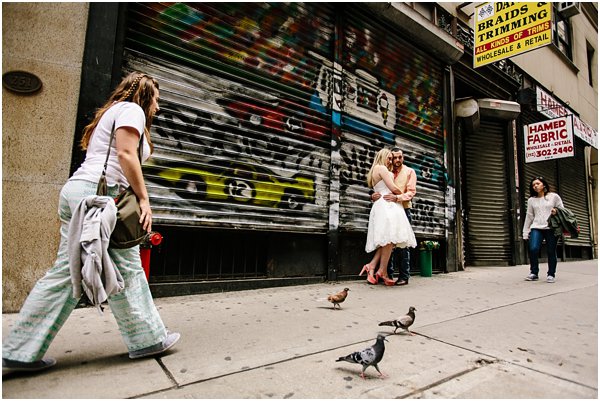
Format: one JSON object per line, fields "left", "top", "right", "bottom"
{"left": 140, "top": 232, "right": 163, "bottom": 281}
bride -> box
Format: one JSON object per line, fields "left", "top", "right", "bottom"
{"left": 360, "top": 148, "right": 417, "bottom": 286}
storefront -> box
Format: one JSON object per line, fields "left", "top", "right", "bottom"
{"left": 73, "top": 3, "right": 462, "bottom": 292}
{"left": 123, "top": 3, "right": 335, "bottom": 285}
{"left": 453, "top": 58, "right": 522, "bottom": 267}
{"left": 517, "top": 83, "right": 596, "bottom": 261}
{"left": 333, "top": 5, "right": 453, "bottom": 277}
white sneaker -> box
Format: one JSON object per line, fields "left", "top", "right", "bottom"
{"left": 525, "top": 274, "right": 539, "bottom": 281}
{"left": 2, "top": 357, "right": 56, "bottom": 374}
{"left": 129, "top": 332, "right": 180, "bottom": 359}
{"left": 547, "top": 276, "right": 555, "bottom": 283}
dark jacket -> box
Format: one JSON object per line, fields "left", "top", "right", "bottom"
{"left": 547, "top": 207, "right": 579, "bottom": 238}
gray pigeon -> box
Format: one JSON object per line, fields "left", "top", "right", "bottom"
{"left": 336, "top": 334, "right": 388, "bottom": 379}
{"left": 378, "top": 306, "right": 416, "bottom": 335}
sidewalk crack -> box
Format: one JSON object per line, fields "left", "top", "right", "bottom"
{"left": 396, "top": 365, "right": 483, "bottom": 399}
{"left": 157, "top": 358, "right": 179, "bottom": 388}
{"left": 415, "top": 332, "right": 598, "bottom": 392}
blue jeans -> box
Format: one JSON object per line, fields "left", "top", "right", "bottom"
{"left": 528, "top": 228, "right": 559, "bottom": 277}
{"left": 387, "top": 208, "right": 412, "bottom": 281}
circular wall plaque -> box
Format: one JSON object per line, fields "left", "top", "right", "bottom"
{"left": 2, "top": 71, "right": 42, "bottom": 94}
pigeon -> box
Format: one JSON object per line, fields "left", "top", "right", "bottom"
{"left": 336, "top": 334, "right": 388, "bottom": 379}
{"left": 378, "top": 306, "right": 416, "bottom": 335}
{"left": 327, "top": 288, "right": 349, "bottom": 309}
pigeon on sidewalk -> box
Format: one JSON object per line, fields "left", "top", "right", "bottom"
{"left": 336, "top": 334, "right": 388, "bottom": 379}
{"left": 378, "top": 306, "right": 416, "bottom": 335}
{"left": 327, "top": 288, "right": 349, "bottom": 309}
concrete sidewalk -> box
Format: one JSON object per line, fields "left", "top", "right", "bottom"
{"left": 2, "top": 260, "right": 598, "bottom": 399}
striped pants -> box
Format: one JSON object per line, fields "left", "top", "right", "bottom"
{"left": 2, "top": 179, "right": 167, "bottom": 362}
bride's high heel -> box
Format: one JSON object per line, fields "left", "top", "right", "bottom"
{"left": 376, "top": 273, "right": 396, "bottom": 286}
{"left": 380, "top": 275, "right": 396, "bottom": 286}
{"left": 362, "top": 265, "right": 379, "bottom": 284}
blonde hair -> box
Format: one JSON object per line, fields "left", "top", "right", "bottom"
{"left": 367, "top": 148, "right": 392, "bottom": 188}
{"left": 80, "top": 71, "right": 158, "bottom": 152}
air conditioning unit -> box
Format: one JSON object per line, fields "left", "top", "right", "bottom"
{"left": 558, "top": 2, "right": 581, "bottom": 18}
{"left": 517, "top": 88, "right": 536, "bottom": 107}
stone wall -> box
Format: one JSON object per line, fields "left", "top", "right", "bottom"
{"left": 2, "top": 3, "right": 89, "bottom": 312}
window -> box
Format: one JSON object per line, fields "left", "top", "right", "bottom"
{"left": 586, "top": 41, "right": 595, "bottom": 87}
{"left": 553, "top": 5, "right": 573, "bottom": 60}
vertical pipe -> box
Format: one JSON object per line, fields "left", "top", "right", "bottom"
{"left": 326, "top": 4, "right": 345, "bottom": 281}
{"left": 507, "top": 119, "right": 521, "bottom": 266}
{"left": 445, "top": 65, "right": 463, "bottom": 272}
{"left": 585, "top": 146, "right": 597, "bottom": 259}
{"left": 512, "top": 118, "right": 526, "bottom": 265}
{"left": 443, "top": 65, "right": 452, "bottom": 271}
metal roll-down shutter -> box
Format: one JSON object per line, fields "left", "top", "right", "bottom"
{"left": 337, "top": 5, "right": 447, "bottom": 239}
{"left": 124, "top": 2, "right": 336, "bottom": 233}
{"left": 463, "top": 119, "right": 512, "bottom": 265}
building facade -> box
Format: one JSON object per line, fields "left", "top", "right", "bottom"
{"left": 444, "top": 2, "right": 598, "bottom": 267}
{"left": 512, "top": 3, "right": 598, "bottom": 263}
{"left": 3, "top": 3, "right": 596, "bottom": 311}
{"left": 2, "top": 3, "right": 89, "bottom": 312}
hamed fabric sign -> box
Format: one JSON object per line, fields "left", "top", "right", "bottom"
{"left": 524, "top": 116, "right": 574, "bottom": 163}
{"left": 474, "top": 2, "right": 552, "bottom": 68}
{"left": 537, "top": 85, "right": 598, "bottom": 149}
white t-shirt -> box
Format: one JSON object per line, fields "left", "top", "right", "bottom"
{"left": 71, "top": 102, "right": 151, "bottom": 190}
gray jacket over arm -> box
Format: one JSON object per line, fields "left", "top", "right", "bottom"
{"left": 68, "top": 195, "right": 124, "bottom": 311}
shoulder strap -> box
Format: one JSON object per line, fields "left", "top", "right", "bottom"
{"left": 101, "top": 122, "right": 116, "bottom": 175}
{"left": 100, "top": 121, "right": 143, "bottom": 177}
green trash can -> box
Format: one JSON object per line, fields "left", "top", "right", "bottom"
{"left": 419, "top": 249, "right": 432, "bottom": 277}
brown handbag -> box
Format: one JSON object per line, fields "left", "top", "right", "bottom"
{"left": 96, "top": 122, "right": 147, "bottom": 248}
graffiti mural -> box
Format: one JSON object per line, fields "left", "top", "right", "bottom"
{"left": 340, "top": 16, "right": 444, "bottom": 141}
{"left": 125, "top": 3, "right": 447, "bottom": 236}
{"left": 338, "top": 133, "right": 447, "bottom": 237}
{"left": 331, "top": 9, "right": 447, "bottom": 237}
{"left": 145, "top": 158, "right": 315, "bottom": 210}
{"left": 122, "top": 52, "right": 332, "bottom": 230}
{"left": 133, "top": 3, "right": 334, "bottom": 94}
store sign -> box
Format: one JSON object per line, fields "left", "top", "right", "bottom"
{"left": 474, "top": 2, "right": 552, "bottom": 68}
{"left": 536, "top": 86, "right": 569, "bottom": 119}
{"left": 524, "top": 116, "right": 574, "bottom": 163}
{"left": 573, "top": 115, "right": 598, "bottom": 149}
{"left": 537, "top": 86, "right": 598, "bottom": 148}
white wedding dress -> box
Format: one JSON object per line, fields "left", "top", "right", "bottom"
{"left": 365, "top": 173, "right": 417, "bottom": 253}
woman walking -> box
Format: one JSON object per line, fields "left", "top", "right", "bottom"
{"left": 360, "top": 148, "right": 416, "bottom": 286}
{"left": 3, "top": 72, "right": 180, "bottom": 373}
{"left": 522, "top": 176, "right": 564, "bottom": 283}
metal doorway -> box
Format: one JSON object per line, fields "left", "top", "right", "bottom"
{"left": 462, "top": 119, "right": 513, "bottom": 266}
